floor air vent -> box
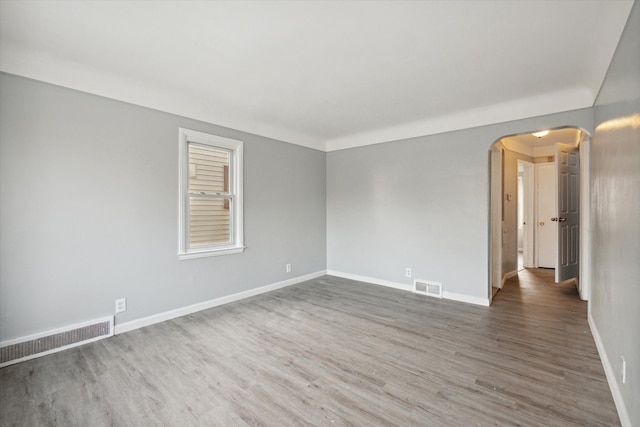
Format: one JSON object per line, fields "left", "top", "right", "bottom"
{"left": 0, "top": 316, "right": 114, "bottom": 367}
{"left": 414, "top": 280, "right": 443, "bottom": 298}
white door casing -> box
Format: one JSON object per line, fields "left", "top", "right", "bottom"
{"left": 521, "top": 161, "right": 535, "bottom": 268}
{"left": 535, "top": 162, "right": 557, "bottom": 269}
{"left": 490, "top": 146, "right": 503, "bottom": 293}
{"left": 579, "top": 134, "right": 591, "bottom": 300}
{"left": 555, "top": 143, "right": 580, "bottom": 282}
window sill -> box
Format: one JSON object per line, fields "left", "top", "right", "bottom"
{"left": 178, "top": 246, "right": 245, "bottom": 260}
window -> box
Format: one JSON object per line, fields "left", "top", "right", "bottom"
{"left": 178, "top": 128, "right": 244, "bottom": 259}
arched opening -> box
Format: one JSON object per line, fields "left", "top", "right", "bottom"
{"left": 488, "top": 126, "right": 591, "bottom": 304}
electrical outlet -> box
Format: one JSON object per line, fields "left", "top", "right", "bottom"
{"left": 621, "top": 356, "right": 626, "bottom": 384}
{"left": 405, "top": 268, "right": 412, "bottom": 278}
{"left": 286, "top": 263, "right": 292, "bottom": 273}
{"left": 115, "top": 298, "right": 127, "bottom": 314}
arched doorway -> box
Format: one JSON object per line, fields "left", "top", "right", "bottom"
{"left": 488, "top": 126, "right": 591, "bottom": 304}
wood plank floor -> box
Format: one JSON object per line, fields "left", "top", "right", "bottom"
{"left": 0, "top": 271, "right": 620, "bottom": 426}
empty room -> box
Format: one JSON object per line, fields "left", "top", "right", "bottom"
{"left": 0, "top": 1, "right": 638, "bottom": 426}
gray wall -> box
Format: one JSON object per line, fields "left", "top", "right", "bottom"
{"left": 591, "top": 1, "right": 640, "bottom": 424}
{"left": 0, "top": 73, "right": 326, "bottom": 341}
{"left": 327, "top": 108, "right": 592, "bottom": 300}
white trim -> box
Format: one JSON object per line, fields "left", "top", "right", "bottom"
{"left": 501, "top": 270, "right": 519, "bottom": 288}
{"left": 114, "top": 270, "right": 326, "bottom": 335}
{"left": 579, "top": 135, "right": 591, "bottom": 301}
{"left": 489, "top": 144, "right": 503, "bottom": 299}
{"left": 326, "top": 270, "right": 489, "bottom": 306}
{"left": 326, "top": 270, "right": 412, "bottom": 292}
{"left": 178, "top": 246, "right": 245, "bottom": 260}
{"left": 520, "top": 160, "right": 535, "bottom": 268}
{"left": 178, "top": 128, "right": 245, "bottom": 259}
{"left": 588, "top": 313, "right": 631, "bottom": 427}
{"left": 0, "top": 316, "right": 114, "bottom": 368}
{"left": 442, "top": 290, "right": 490, "bottom": 307}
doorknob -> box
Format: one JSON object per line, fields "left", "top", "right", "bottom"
{"left": 539, "top": 221, "right": 544, "bottom": 226}
{"left": 551, "top": 217, "right": 558, "bottom": 221}
{"left": 558, "top": 217, "right": 567, "bottom": 222}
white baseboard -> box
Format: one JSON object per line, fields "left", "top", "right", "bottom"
{"left": 326, "top": 270, "right": 413, "bottom": 292}
{"left": 442, "top": 290, "right": 490, "bottom": 306}
{"left": 501, "top": 270, "right": 519, "bottom": 288}
{"left": 114, "top": 270, "right": 326, "bottom": 335}
{"left": 588, "top": 313, "right": 631, "bottom": 427}
{"left": 326, "top": 270, "right": 489, "bottom": 306}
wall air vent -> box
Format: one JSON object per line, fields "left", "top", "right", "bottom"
{"left": 0, "top": 316, "right": 114, "bottom": 367}
{"left": 414, "top": 280, "right": 443, "bottom": 298}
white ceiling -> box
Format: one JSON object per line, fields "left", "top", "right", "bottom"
{"left": 0, "top": 1, "right": 633, "bottom": 152}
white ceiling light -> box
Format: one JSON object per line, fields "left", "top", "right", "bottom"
{"left": 532, "top": 130, "right": 550, "bottom": 138}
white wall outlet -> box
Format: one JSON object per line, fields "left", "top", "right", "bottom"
{"left": 621, "top": 356, "right": 626, "bottom": 384}
{"left": 286, "top": 263, "right": 292, "bottom": 273}
{"left": 405, "top": 268, "right": 412, "bottom": 278}
{"left": 115, "top": 298, "right": 127, "bottom": 314}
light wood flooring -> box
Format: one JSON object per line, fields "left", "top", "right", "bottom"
{"left": 0, "top": 271, "right": 619, "bottom": 426}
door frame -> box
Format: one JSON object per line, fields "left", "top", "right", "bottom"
{"left": 578, "top": 134, "right": 591, "bottom": 301}
{"left": 488, "top": 144, "right": 504, "bottom": 303}
{"left": 488, "top": 126, "right": 591, "bottom": 303}
{"left": 518, "top": 160, "right": 534, "bottom": 268}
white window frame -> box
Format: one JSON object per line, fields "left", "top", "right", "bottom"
{"left": 178, "top": 128, "right": 244, "bottom": 260}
